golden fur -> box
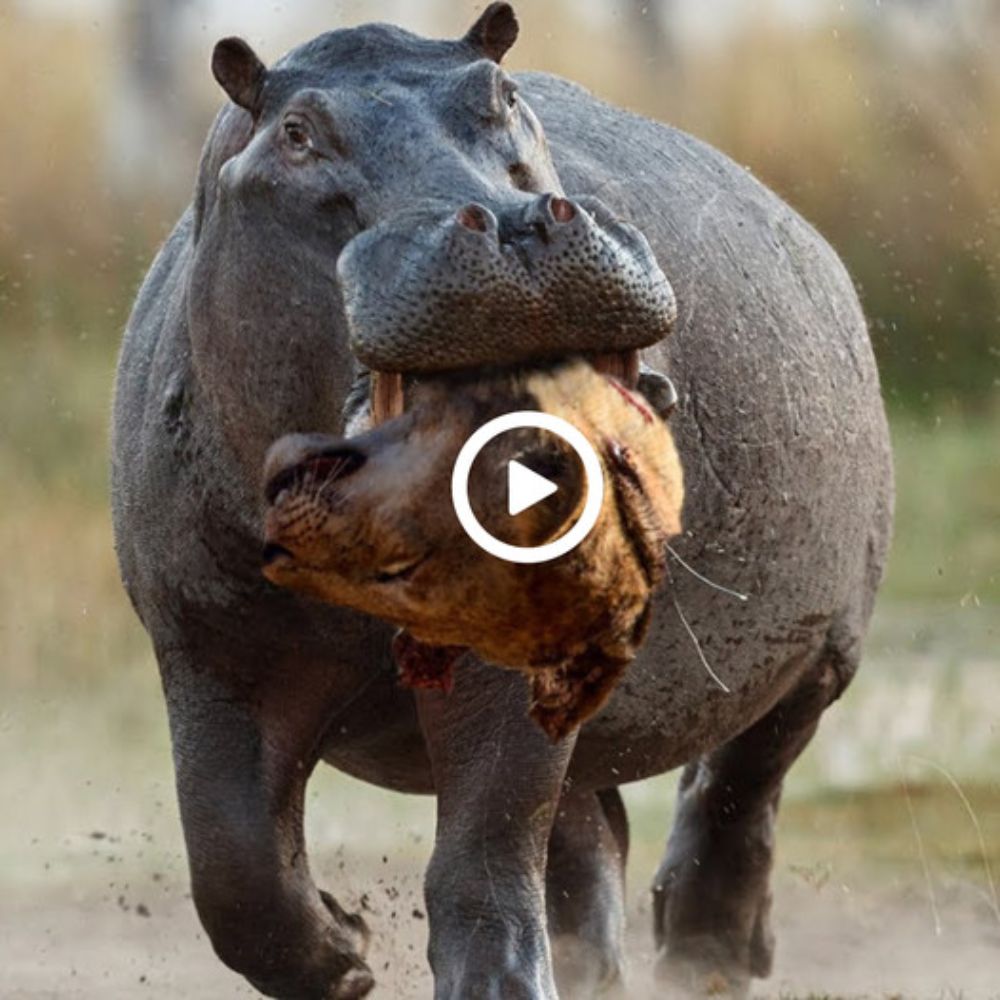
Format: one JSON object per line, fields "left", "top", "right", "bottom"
{"left": 263, "top": 361, "right": 683, "bottom": 739}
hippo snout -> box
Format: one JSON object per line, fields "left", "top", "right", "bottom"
{"left": 337, "top": 192, "right": 676, "bottom": 374}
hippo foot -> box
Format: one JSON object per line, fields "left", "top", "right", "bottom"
{"left": 319, "top": 889, "right": 375, "bottom": 1000}
{"left": 433, "top": 968, "right": 557, "bottom": 1000}
{"left": 551, "top": 934, "right": 627, "bottom": 999}
{"left": 651, "top": 860, "right": 774, "bottom": 1000}
{"left": 246, "top": 950, "right": 374, "bottom": 1000}
{"left": 319, "top": 890, "right": 372, "bottom": 960}
{"left": 241, "top": 893, "right": 374, "bottom": 999}
{"left": 650, "top": 780, "right": 776, "bottom": 999}
{"left": 324, "top": 967, "right": 376, "bottom": 1000}
{"left": 655, "top": 931, "right": 770, "bottom": 999}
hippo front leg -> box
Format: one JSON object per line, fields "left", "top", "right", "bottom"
{"left": 547, "top": 788, "right": 629, "bottom": 998}
{"left": 417, "top": 660, "right": 577, "bottom": 1000}
{"left": 159, "top": 642, "right": 373, "bottom": 1000}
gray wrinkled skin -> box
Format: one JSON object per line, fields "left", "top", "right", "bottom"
{"left": 111, "top": 8, "right": 892, "bottom": 1000}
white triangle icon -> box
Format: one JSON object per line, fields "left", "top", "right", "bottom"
{"left": 507, "top": 459, "right": 558, "bottom": 517}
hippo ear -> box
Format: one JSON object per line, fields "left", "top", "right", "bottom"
{"left": 464, "top": 2, "right": 519, "bottom": 63}
{"left": 212, "top": 37, "right": 267, "bottom": 113}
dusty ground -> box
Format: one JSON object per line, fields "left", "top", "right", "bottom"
{"left": 2, "top": 605, "right": 998, "bottom": 998}
{"left": 5, "top": 846, "right": 1000, "bottom": 999}
{"left": 3, "top": 758, "right": 999, "bottom": 999}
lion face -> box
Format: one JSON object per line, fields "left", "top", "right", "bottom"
{"left": 262, "top": 361, "right": 683, "bottom": 738}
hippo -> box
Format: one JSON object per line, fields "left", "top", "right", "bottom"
{"left": 110, "top": 5, "right": 894, "bottom": 999}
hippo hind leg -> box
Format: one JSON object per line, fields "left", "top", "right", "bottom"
{"left": 651, "top": 643, "right": 857, "bottom": 998}
{"left": 547, "top": 787, "right": 629, "bottom": 998}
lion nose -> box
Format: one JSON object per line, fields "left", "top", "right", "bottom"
{"left": 263, "top": 434, "right": 367, "bottom": 504}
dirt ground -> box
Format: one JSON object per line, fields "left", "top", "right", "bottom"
{"left": 5, "top": 854, "right": 1000, "bottom": 999}
{"left": 3, "top": 605, "right": 998, "bottom": 998}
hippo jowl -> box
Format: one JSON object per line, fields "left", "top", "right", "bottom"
{"left": 111, "top": 5, "right": 893, "bottom": 999}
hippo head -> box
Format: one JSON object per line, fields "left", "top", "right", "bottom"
{"left": 260, "top": 362, "right": 684, "bottom": 739}
{"left": 188, "top": 4, "right": 676, "bottom": 448}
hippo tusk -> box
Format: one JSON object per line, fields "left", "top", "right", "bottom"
{"left": 636, "top": 362, "right": 679, "bottom": 419}
{"left": 371, "top": 371, "right": 405, "bottom": 425}
{"left": 591, "top": 349, "right": 639, "bottom": 388}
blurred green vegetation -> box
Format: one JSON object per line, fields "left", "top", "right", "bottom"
{"left": 888, "top": 413, "right": 999, "bottom": 602}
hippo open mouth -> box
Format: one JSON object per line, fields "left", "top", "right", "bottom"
{"left": 339, "top": 188, "right": 677, "bottom": 426}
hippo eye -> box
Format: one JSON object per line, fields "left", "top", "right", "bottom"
{"left": 283, "top": 115, "right": 312, "bottom": 150}
{"left": 501, "top": 80, "right": 519, "bottom": 110}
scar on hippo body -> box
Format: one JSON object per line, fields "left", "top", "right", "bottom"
{"left": 263, "top": 361, "right": 684, "bottom": 740}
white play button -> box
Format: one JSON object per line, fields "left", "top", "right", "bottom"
{"left": 507, "top": 459, "right": 558, "bottom": 516}
{"left": 451, "top": 411, "right": 604, "bottom": 564}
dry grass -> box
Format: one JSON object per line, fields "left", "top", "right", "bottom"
{"left": 2, "top": 2, "right": 999, "bottom": 409}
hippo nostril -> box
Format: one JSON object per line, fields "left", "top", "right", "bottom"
{"left": 456, "top": 203, "right": 490, "bottom": 233}
{"left": 550, "top": 196, "right": 576, "bottom": 224}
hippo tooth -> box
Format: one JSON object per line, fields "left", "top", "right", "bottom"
{"left": 371, "top": 371, "right": 405, "bottom": 425}
{"left": 592, "top": 349, "right": 640, "bottom": 389}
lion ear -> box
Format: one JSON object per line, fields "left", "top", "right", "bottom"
{"left": 212, "top": 37, "right": 268, "bottom": 113}
{"left": 464, "top": 3, "right": 519, "bottom": 63}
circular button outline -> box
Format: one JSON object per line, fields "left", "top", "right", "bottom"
{"left": 451, "top": 410, "right": 605, "bottom": 564}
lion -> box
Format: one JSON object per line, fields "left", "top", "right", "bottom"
{"left": 262, "top": 360, "right": 683, "bottom": 739}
